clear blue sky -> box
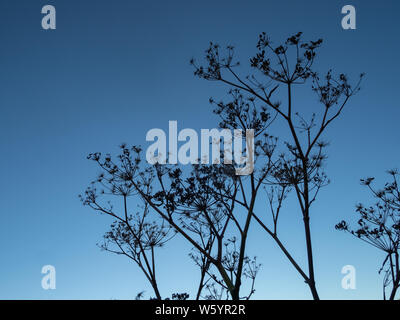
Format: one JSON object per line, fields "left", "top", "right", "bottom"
{"left": 0, "top": 0, "right": 399, "bottom": 299}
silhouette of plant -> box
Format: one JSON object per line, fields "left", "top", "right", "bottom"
{"left": 191, "top": 31, "right": 363, "bottom": 299}
{"left": 336, "top": 170, "right": 400, "bottom": 300}
{"left": 171, "top": 293, "right": 190, "bottom": 300}
{"left": 190, "top": 237, "right": 261, "bottom": 300}
{"left": 82, "top": 31, "right": 363, "bottom": 300}
{"left": 82, "top": 138, "right": 271, "bottom": 299}
{"left": 79, "top": 162, "right": 175, "bottom": 300}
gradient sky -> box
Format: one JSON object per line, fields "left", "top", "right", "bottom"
{"left": 0, "top": 0, "right": 399, "bottom": 299}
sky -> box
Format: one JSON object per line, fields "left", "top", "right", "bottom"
{"left": 0, "top": 0, "right": 399, "bottom": 299}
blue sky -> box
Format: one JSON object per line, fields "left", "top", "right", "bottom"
{"left": 0, "top": 0, "right": 399, "bottom": 299}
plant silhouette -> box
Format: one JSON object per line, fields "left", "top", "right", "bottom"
{"left": 336, "top": 170, "right": 400, "bottom": 300}
{"left": 82, "top": 32, "right": 364, "bottom": 300}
